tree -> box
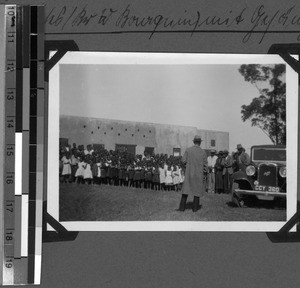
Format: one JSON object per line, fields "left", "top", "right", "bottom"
{"left": 238, "top": 64, "right": 286, "bottom": 145}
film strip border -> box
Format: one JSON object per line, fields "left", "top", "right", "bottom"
{"left": 1, "top": 5, "right": 44, "bottom": 285}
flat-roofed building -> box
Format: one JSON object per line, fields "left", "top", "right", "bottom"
{"left": 60, "top": 115, "right": 229, "bottom": 156}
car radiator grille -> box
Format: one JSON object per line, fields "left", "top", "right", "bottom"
{"left": 258, "top": 164, "right": 277, "bottom": 186}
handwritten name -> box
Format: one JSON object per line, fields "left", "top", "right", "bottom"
{"left": 44, "top": 4, "right": 300, "bottom": 44}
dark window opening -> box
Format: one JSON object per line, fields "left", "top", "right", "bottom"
{"left": 59, "top": 138, "right": 69, "bottom": 147}
{"left": 115, "top": 144, "right": 136, "bottom": 156}
{"left": 93, "top": 144, "right": 105, "bottom": 151}
{"left": 211, "top": 140, "right": 216, "bottom": 147}
{"left": 145, "top": 147, "right": 155, "bottom": 156}
{"left": 173, "top": 148, "right": 181, "bottom": 157}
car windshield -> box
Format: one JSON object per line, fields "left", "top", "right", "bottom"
{"left": 252, "top": 148, "right": 286, "bottom": 162}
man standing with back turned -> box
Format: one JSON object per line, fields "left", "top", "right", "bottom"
{"left": 178, "top": 135, "right": 208, "bottom": 212}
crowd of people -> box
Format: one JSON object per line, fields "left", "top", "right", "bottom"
{"left": 59, "top": 143, "right": 185, "bottom": 191}
{"left": 59, "top": 142, "right": 250, "bottom": 194}
{"left": 206, "top": 144, "right": 250, "bottom": 195}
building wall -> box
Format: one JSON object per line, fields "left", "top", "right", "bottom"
{"left": 60, "top": 115, "right": 229, "bottom": 155}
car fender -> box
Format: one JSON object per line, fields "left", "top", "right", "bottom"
{"left": 232, "top": 171, "right": 248, "bottom": 181}
{"left": 232, "top": 171, "right": 254, "bottom": 190}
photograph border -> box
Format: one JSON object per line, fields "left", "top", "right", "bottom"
{"left": 47, "top": 52, "right": 298, "bottom": 231}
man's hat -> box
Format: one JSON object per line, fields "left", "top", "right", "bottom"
{"left": 218, "top": 151, "right": 224, "bottom": 155}
{"left": 210, "top": 149, "right": 216, "bottom": 153}
{"left": 193, "top": 135, "right": 202, "bottom": 142}
{"left": 223, "top": 150, "right": 229, "bottom": 154}
{"left": 237, "top": 144, "right": 243, "bottom": 150}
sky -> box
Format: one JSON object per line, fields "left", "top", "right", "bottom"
{"left": 59, "top": 62, "right": 280, "bottom": 153}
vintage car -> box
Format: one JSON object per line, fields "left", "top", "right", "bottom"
{"left": 231, "top": 145, "right": 286, "bottom": 207}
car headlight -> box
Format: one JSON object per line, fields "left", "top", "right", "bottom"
{"left": 279, "top": 167, "right": 286, "bottom": 178}
{"left": 246, "top": 165, "right": 256, "bottom": 176}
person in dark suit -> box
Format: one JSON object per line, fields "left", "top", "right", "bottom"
{"left": 178, "top": 135, "right": 208, "bottom": 212}
{"left": 222, "top": 150, "right": 233, "bottom": 194}
{"left": 215, "top": 151, "right": 224, "bottom": 193}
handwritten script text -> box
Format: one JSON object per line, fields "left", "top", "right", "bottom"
{"left": 45, "top": 4, "right": 300, "bottom": 44}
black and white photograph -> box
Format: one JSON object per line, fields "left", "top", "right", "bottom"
{"left": 47, "top": 52, "right": 298, "bottom": 231}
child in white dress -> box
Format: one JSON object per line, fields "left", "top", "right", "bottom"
{"left": 83, "top": 157, "right": 93, "bottom": 184}
{"left": 172, "top": 165, "right": 180, "bottom": 191}
{"left": 96, "top": 158, "right": 102, "bottom": 185}
{"left": 61, "top": 153, "right": 71, "bottom": 183}
{"left": 75, "top": 156, "right": 85, "bottom": 184}
{"left": 165, "top": 165, "right": 173, "bottom": 191}
{"left": 159, "top": 162, "right": 166, "bottom": 191}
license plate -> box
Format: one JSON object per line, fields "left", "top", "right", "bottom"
{"left": 254, "top": 185, "right": 279, "bottom": 193}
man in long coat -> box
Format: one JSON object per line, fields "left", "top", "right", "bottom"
{"left": 178, "top": 135, "right": 208, "bottom": 212}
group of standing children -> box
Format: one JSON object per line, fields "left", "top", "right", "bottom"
{"left": 59, "top": 144, "right": 185, "bottom": 192}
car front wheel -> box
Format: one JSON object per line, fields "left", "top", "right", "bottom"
{"left": 231, "top": 182, "right": 245, "bottom": 207}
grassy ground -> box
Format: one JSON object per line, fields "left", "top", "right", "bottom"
{"left": 59, "top": 183, "right": 286, "bottom": 222}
